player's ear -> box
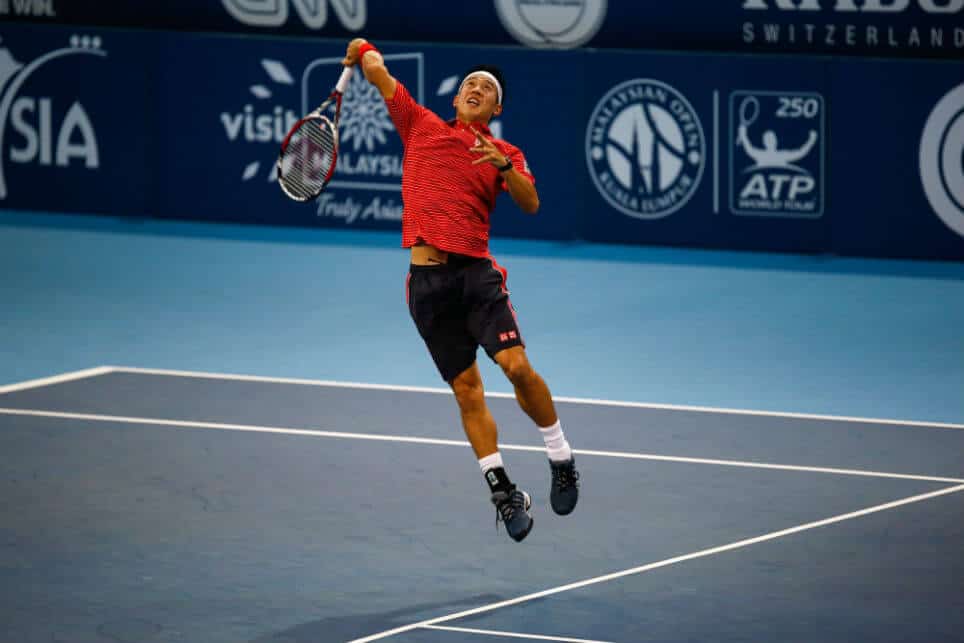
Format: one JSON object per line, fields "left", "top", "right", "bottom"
{"left": 493, "top": 103, "right": 503, "bottom": 117}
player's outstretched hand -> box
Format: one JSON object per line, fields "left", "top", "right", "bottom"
{"left": 469, "top": 128, "right": 508, "bottom": 168}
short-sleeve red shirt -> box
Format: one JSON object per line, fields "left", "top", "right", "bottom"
{"left": 385, "top": 81, "right": 535, "bottom": 258}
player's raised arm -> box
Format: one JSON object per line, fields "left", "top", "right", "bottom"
{"left": 343, "top": 38, "right": 396, "bottom": 100}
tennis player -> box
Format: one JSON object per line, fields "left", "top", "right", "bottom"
{"left": 343, "top": 38, "right": 579, "bottom": 542}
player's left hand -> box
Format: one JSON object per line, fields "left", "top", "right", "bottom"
{"left": 469, "top": 128, "right": 508, "bottom": 168}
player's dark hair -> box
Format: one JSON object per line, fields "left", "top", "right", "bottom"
{"left": 464, "top": 64, "right": 506, "bottom": 104}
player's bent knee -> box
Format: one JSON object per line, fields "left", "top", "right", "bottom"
{"left": 497, "top": 352, "right": 534, "bottom": 386}
{"left": 451, "top": 370, "right": 485, "bottom": 409}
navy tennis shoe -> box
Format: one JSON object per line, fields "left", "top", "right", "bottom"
{"left": 491, "top": 486, "right": 533, "bottom": 542}
{"left": 549, "top": 457, "right": 579, "bottom": 515}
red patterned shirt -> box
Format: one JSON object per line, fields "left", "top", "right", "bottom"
{"left": 385, "top": 82, "right": 535, "bottom": 258}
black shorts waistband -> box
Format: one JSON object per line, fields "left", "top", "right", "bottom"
{"left": 410, "top": 253, "right": 486, "bottom": 271}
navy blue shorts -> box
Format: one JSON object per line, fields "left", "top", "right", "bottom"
{"left": 406, "top": 254, "right": 525, "bottom": 382}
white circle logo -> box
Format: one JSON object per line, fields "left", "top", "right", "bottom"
{"left": 585, "top": 78, "right": 705, "bottom": 220}
{"left": 920, "top": 82, "right": 964, "bottom": 239}
{"left": 494, "top": 0, "right": 606, "bottom": 49}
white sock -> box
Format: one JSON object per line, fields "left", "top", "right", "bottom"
{"left": 539, "top": 420, "right": 572, "bottom": 462}
{"left": 478, "top": 452, "right": 504, "bottom": 473}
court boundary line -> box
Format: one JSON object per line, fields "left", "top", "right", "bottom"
{"left": 421, "top": 624, "right": 613, "bottom": 642}
{"left": 350, "top": 484, "right": 964, "bottom": 642}
{"left": 103, "top": 366, "right": 964, "bottom": 431}
{"left": 1, "top": 407, "right": 962, "bottom": 485}
{"left": 0, "top": 366, "right": 112, "bottom": 395}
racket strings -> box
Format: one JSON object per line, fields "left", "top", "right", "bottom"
{"left": 280, "top": 118, "right": 337, "bottom": 201}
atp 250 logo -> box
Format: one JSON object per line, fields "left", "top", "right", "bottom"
{"left": 0, "top": 35, "right": 104, "bottom": 200}
{"left": 730, "top": 91, "right": 825, "bottom": 218}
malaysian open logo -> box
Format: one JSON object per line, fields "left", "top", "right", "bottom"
{"left": 920, "top": 82, "right": 964, "bottom": 239}
{"left": 494, "top": 0, "right": 606, "bottom": 49}
{"left": 0, "top": 35, "right": 105, "bottom": 200}
{"left": 585, "top": 78, "right": 705, "bottom": 220}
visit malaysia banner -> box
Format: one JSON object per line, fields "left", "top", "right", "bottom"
{"left": 150, "top": 31, "right": 583, "bottom": 240}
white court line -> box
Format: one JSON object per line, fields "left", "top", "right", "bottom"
{"left": 350, "top": 484, "right": 964, "bottom": 643}
{"left": 422, "top": 624, "right": 613, "bottom": 643}
{"left": 1, "top": 407, "right": 962, "bottom": 485}
{"left": 105, "top": 366, "right": 964, "bottom": 431}
{"left": 0, "top": 366, "right": 113, "bottom": 395}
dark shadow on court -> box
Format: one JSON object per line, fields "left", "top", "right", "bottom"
{"left": 247, "top": 594, "right": 503, "bottom": 643}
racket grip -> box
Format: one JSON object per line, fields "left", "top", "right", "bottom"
{"left": 335, "top": 66, "right": 353, "bottom": 94}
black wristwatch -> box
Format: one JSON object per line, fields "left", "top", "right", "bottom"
{"left": 496, "top": 158, "right": 513, "bottom": 172}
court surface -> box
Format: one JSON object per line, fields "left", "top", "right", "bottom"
{"left": 2, "top": 366, "right": 962, "bottom": 643}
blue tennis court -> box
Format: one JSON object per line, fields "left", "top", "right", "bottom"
{"left": 5, "top": 3, "right": 964, "bottom": 640}
{"left": 2, "top": 363, "right": 962, "bottom": 643}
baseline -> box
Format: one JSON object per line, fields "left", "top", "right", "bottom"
{"left": 0, "top": 366, "right": 113, "bottom": 395}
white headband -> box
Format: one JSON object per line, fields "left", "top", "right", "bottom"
{"left": 458, "top": 71, "right": 503, "bottom": 105}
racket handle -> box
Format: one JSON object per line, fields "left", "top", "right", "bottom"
{"left": 335, "top": 65, "right": 353, "bottom": 94}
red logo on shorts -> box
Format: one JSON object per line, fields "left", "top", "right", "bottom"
{"left": 499, "top": 330, "right": 518, "bottom": 342}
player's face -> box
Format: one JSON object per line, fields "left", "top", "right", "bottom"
{"left": 454, "top": 74, "right": 502, "bottom": 123}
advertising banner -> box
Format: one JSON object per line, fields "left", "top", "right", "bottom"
{"left": 829, "top": 59, "right": 964, "bottom": 258}
{"left": 579, "top": 50, "right": 964, "bottom": 259}
{"left": 153, "top": 31, "right": 583, "bottom": 240}
{"left": 0, "top": 26, "right": 153, "bottom": 216}
{"left": 4, "top": 1, "right": 962, "bottom": 60}
{"left": 2, "top": 24, "right": 963, "bottom": 260}
{"left": 579, "top": 54, "right": 833, "bottom": 254}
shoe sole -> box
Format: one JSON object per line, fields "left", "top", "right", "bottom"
{"left": 551, "top": 501, "right": 576, "bottom": 516}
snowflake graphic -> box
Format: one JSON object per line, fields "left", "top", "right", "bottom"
{"left": 339, "top": 72, "right": 394, "bottom": 152}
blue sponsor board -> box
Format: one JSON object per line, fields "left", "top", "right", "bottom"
{"left": 0, "top": 26, "right": 152, "bottom": 216}
{"left": 2, "top": 24, "right": 963, "bottom": 261}
{"left": 828, "top": 58, "right": 964, "bottom": 259}
{"left": 580, "top": 53, "right": 833, "bottom": 254}
{"left": 4, "top": 0, "right": 962, "bottom": 59}
{"left": 151, "top": 31, "right": 581, "bottom": 239}
{"left": 153, "top": 33, "right": 415, "bottom": 232}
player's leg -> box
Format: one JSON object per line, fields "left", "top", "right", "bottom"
{"left": 449, "top": 362, "right": 533, "bottom": 542}
{"left": 407, "top": 261, "right": 532, "bottom": 542}
{"left": 493, "top": 346, "right": 579, "bottom": 515}
{"left": 492, "top": 345, "right": 556, "bottom": 427}
{"left": 466, "top": 256, "right": 580, "bottom": 516}
{"left": 449, "top": 361, "right": 497, "bottom": 459}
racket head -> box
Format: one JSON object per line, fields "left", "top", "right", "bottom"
{"left": 277, "top": 114, "right": 339, "bottom": 202}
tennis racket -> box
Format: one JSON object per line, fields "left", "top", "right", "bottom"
{"left": 277, "top": 65, "right": 353, "bottom": 202}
